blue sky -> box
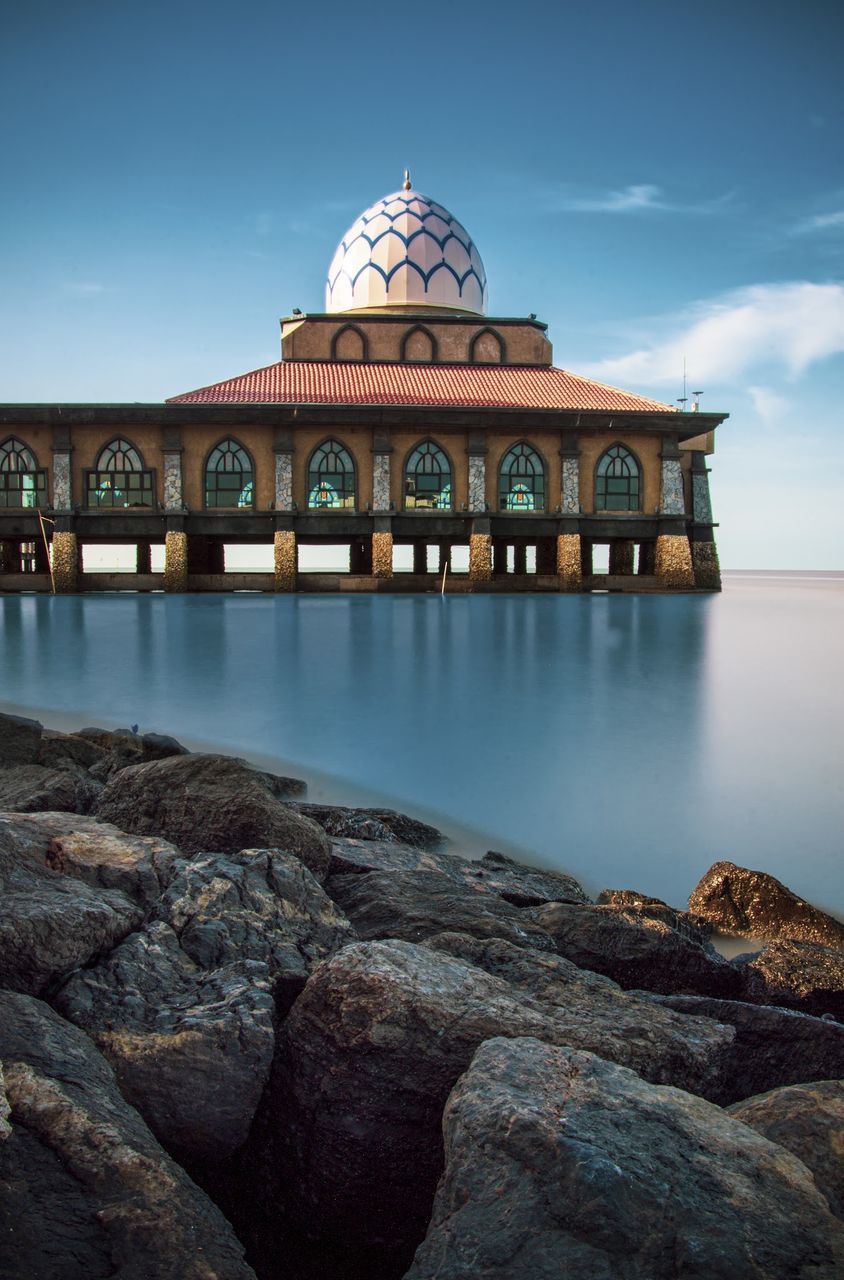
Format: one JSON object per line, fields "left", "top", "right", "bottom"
{"left": 1, "top": 0, "right": 842, "bottom": 567}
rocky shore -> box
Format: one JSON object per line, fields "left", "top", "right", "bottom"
{"left": 1, "top": 709, "right": 842, "bottom": 1279}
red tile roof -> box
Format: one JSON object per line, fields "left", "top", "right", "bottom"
{"left": 166, "top": 361, "right": 675, "bottom": 413}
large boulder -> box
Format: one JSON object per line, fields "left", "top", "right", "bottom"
{"left": 0, "top": 763, "right": 100, "bottom": 814}
{"left": 327, "top": 868, "right": 557, "bottom": 952}
{"left": 738, "top": 940, "right": 844, "bottom": 1020}
{"left": 533, "top": 900, "right": 746, "bottom": 997}
{"left": 728, "top": 1080, "right": 844, "bottom": 1219}
{"left": 254, "top": 939, "right": 731, "bottom": 1274}
{"left": 689, "top": 860, "right": 844, "bottom": 948}
{"left": 0, "top": 991, "right": 256, "bottom": 1279}
{"left": 0, "top": 711, "right": 42, "bottom": 766}
{"left": 0, "top": 833, "right": 142, "bottom": 994}
{"left": 36, "top": 729, "right": 108, "bottom": 773}
{"left": 468, "top": 850, "right": 589, "bottom": 906}
{"left": 292, "top": 802, "right": 441, "bottom": 848}
{"left": 95, "top": 753, "right": 330, "bottom": 879}
{"left": 597, "top": 888, "right": 712, "bottom": 942}
{"left": 405, "top": 1037, "right": 844, "bottom": 1280}
{"left": 78, "top": 726, "right": 189, "bottom": 780}
{"left": 654, "top": 994, "right": 844, "bottom": 1104}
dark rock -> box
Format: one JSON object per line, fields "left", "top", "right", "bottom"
{"left": 293, "top": 803, "right": 441, "bottom": 848}
{"left": 653, "top": 994, "right": 844, "bottom": 1103}
{"left": 405, "top": 1036, "right": 844, "bottom": 1280}
{"left": 689, "top": 859, "right": 844, "bottom": 948}
{"left": 0, "top": 832, "right": 142, "bottom": 994}
{"left": 36, "top": 729, "right": 108, "bottom": 773}
{"left": 54, "top": 921, "right": 277, "bottom": 1171}
{"left": 533, "top": 900, "right": 746, "bottom": 997}
{"left": 728, "top": 1080, "right": 844, "bottom": 1219}
{"left": 0, "top": 811, "right": 182, "bottom": 909}
{"left": 327, "top": 868, "right": 557, "bottom": 951}
{"left": 738, "top": 939, "right": 844, "bottom": 1020}
{"left": 254, "top": 939, "right": 731, "bottom": 1273}
{"left": 328, "top": 834, "right": 445, "bottom": 875}
{"left": 597, "top": 887, "right": 712, "bottom": 942}
{"left": 95, "top": 753, "right": 330, "bottom": 879}
{"left": 0, "top": 764, "right": 99, "bottom": 814}
{"left": 470, "top": 850, "right": 589, "bottom": 906}
{"left": 79, "top": 726, "right": 189, "bottom": 781}
{"left": 0, "top": 710, "right": 42, "bottom": 767}
{"left": 0, "top": 991, "right": 257, "bottom": 1279}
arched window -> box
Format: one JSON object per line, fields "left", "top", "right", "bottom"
{"left": 205, "top": 439, "right": 254, "bottom": 509}
{"left": 499, "top": 444, "right": 545, "bottom": 512}
{"left": 404, "top": 441, "right": 452, "bottom": 510}
{"left": 401, "top": 325, "right": 436, "bottom": 363}
{"left": 0, "top": 437, "right": 46, "bottom": 509}
{"left": 86, "top": 437, "right": 153, "bottom": 508}
{"left": 331, "top": 324, "right": 367, "bottom": 361}
{"left": 596, "top": 445, "right": 641, "bottom": 511}
{"left": 307, "top": 440, "right": 356, "bottom": 509}
{"left": 470, "top": 327, "right": 505, "bottom": 364}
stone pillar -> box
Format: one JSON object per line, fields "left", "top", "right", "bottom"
{"left": 609, "top": 540, "right": 635, "bottom": 575}
{"left": 691, "top": 453, "right": 714, "bottom": 524}
{"left": 692, "top": 540, "right": 721, "bottom": 590}
{"left": 469, "top": 532, "right": 492, "bottom": 584}
{"left": 580, "top": 538, "right": 593, "bottom": 577}
{"left": 0, "top": 540, "right": 20, "bottom": 574}
{"left": 274, "top": 450, "right": 294, "bottom": 512}
{"left": 413, "top": 541, "right": 428, "bottom": 574}
{"left": 274, "top": 531, "right": 297, "bottom": 592}
{"left": 372, "top": 531, "right": 393, "bottom": 579}
{"left": 163, "top": 452, "right": 183, "bottom": 512}
{"left": 556, "top": 534, "right": 582, "bottom": 592}
{"left": 493, "top": 541, "right": 507, "bottom": 575}
{"left": 468, "top": 451, "right": 487, "bottom": 512}
{"left": 513, "top": 543, "right": 527, "bottom": 575}
{"left": 136, "top": 541, "right": 152, "bottom": 574}
{"left": 655, "top": 534, "right": 695, "bottom": 589}
{"left": 660, "top": 439, "right": 686, "bottom": 515}
{"left": 164, "top": 531, "right": 188, "bottom": 593}
{"left": 349, "top": 538, "right": 372, "bottom": 575}
{"left": 560, "top": 432, "right": 580, "bottom": 514}
{"left": 437, "top": 541, "right": 452, "bottom": 574}
{"left": 536, "top": 537, "right": 556, "bottom": 575}
{"left": 372, "top": 452, "right": 391, "bottom": 512}
{"left": 638, "top": 541, "right": 656, "bottom": 575}
{"left": 51, "top": 531, "right": 79, "bottom": 593}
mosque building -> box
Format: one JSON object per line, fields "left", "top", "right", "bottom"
{"left": 0, "top": 174, "right": 725, "bottom": 593}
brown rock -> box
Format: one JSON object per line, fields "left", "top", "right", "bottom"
{"left": 405, "top": 1036, "right": 844, "bottom": 1280}
{"left": 0, "top": 764, "right": 98, "bottom": 814}
{"left": 597, "top": 887, "right": 712, "bottom": 943}
{"left": 293, "top": 803, "right": 440, "bottom": 846}
{"left": 739, "top": 939, "right": 844, "bottom": 1020}
{"left": 36, "top": 729, "right": 108, "bottom": 773}
{"left": 689, "top": 859, "right": 844, "bottom": 947}
{"left": 728, "top": 1080, "right": 844, "bottom": 1219}
{"left": 0, "top": 711, "right": 42, "bottom": 767}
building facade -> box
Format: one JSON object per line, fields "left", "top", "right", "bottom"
{"left": 0, "top": 179, "right": 726, "bottom": 594}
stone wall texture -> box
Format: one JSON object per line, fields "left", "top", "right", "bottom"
{"left": 468, "top": 456, "right": 486, "bottom": 512}
{"left": 273, "top": 531, "right": 297, "bottom": 592}
{"left": 52, "top": 452, "right": 72, "bottom": 511}
{"left": 693, "top": 540, "right": 722, "bottom": 590}
{"left": 372, "top": 531, "right": 393, "bottom": 578}
{"left": 660, "top": 458, "right": 686, "bottom": 515}
{"left": 51, "top": 532, "right": 78, "bottom": 593}
{"left": 655, "top": 534, "right": 695, "bottom": 589}
{"left": 469, "top": 533, "right": 492, "bottom": 582}
{"left": 163, "top": 452, "right": 183, "bottom": 512}
{"left": 692, "top": 469, "right": 714, "bottom": 524}
{"left": 556, "top": 534, "right": 583, "bottom": 591}
{"left": 372, "top": 455, "right": 391, "bottom": 511}
{"left": 274, "top": 453, "right": 293, "bottom": 512}
{"left": 561, "top": 457, "right": 579, "bottom": 514}
{"left": 163, "top": 531, "right": 188, "bottom": 593}
{"left": 609, "top": 540, "right": 635, "bottom": 575}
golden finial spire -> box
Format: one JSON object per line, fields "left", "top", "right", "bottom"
{"left": 403, "top": 169, "right": 412, "bottom": 191}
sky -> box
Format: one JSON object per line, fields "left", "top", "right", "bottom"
{"left": 1, "top": 0, "right": 842, "bottom": 569}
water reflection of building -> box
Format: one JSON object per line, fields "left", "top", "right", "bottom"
{"left": 0, "top": 175, "right": 726, "bottom": 594}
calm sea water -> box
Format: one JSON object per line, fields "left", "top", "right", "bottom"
{"left": 1, "top": 574, "right": 842, "bottom": 915}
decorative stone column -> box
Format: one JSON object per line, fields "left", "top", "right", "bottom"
{"left": 51, "top": 531, "right": 79, "bottom": 593}
{"left": 372, "top": 531, "right": 393, "bottom": 578}
{"left": 162, "top": 427, "right": 183, "bottom": 513}
{"left": 692, "top": 539, "right": 721, "bottom": 590}
{"left": 468, "top": 452, "right": 487, "bottom": 513}
{"left": 372, "top": 451, "right": 391, "bottom": 511}
{"left": 469, "top": 519, "right": 492, "bottom": 584}
{"left": 660, "top": 438, "right": 686, "bottom": 515}
{"left": 52, "top": 452, "right": 72, "bottom": 511}
{"left": 273, "top": 531, "right": 297, "bottom": 592}
{"left": 164, "top": 531, "right": 188, "bottom": 593}
{"left": 609, "top": 540, "right": 635, "bottom": 575}
{"left": 560, "top": 432, "right": 580, "bottom": 514}
{"left": 655, "top": 534, "right": 695, "bottom": 589}
{"left": 690, "top": 452, "right": 721, "bottom": 590}
{"left": 274, "top": 450, "right": 294, "bottom": 512}
{"left": 556, "top": 533, "right": 582, "bottom": 592}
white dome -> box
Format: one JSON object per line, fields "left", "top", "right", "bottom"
{"left": 325, "top": 185, "right": 487, "bottom": 315}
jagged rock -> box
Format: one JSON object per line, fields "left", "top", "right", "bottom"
{"left": 95, "top": 753, "right": 330, "bottom": 879}
{"left": 294, "top": 803, "right": 440, "bottom": 848}
{"left": 597, "top": 888, "right": 712, "bottom": 942}
{"left": 0, "top": 711, "right": 42, "bottom": 766}
{"left": 0, "top": 763, "right": 100, "bottom": 814}
{"left": 0, "top": 834, "right": 142, "bottom": 994}
{"left": 728, "top": 1080, "right": 844, "bottom": 1219}
{"left": 36, "top": 729, "right": 108, "bottom": 773}
{"left": 327, "top": 868, "right": 557, "bottom": 951}
{"left": 328, "top": 835, "right": 454, "bottom": 875}
{"left": 654, "top": 994, "right": 844, "bottom": 1104}
{"left": 0, "top": 991, "right": 256, "bottom": 1279}
{"left": 469, "top": 851, "right": 589, "bottom": 906}
{"left": 0, "top": 811, "right": 182, "bottom": 909}
{"left": 532, "top": 900, "right": 746, "bottom": 997}
{"left": 737, "top": 939, "right": 844, "bottom": 1019}
{"left": 254, "top": 939, "right": 731, "bottom": 1274}
{"left": 405, "top": 1037, "right": 844, "bottom": 1280}
{"left": 78, "top": 727, "right": 190, "bottom": 781}
{"left": 54, "top": 921, "right": 276, "bottom": 1170}
{"left": 689, "top": 860, "right": 844, "bottom": 948}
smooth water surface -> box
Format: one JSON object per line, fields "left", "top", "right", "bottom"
{"left": 2, "top": 576, "right": 842, "bottom": 913}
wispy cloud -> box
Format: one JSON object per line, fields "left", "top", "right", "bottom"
{"left": 747, "top": 385, "right": 791, "bottom": 427}
{"left": 61, "top": 282, "right": 108, "bottom": 297}
{"left": 580, "top": 282, "right": 844, "bottom": 388}
{"left": 549, "top": 183, "right": 733, "bottom": 216}
{"left": 794, "top": 209, "right": 844, "bottom": 234}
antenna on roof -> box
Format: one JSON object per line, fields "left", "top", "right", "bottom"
{"left": 676, "top": 357, "right": 688, "bottom": 411}
{"left": 403, "top": 169, "right": 412, "bottom": 191}
{"left": 692, "top": 390, "right": 703, "bottom": 413}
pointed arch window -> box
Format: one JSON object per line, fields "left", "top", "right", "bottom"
{"left": 404, "top": 442, "right": 452, "bottom": 510}
{"left": 86, "top": 437, "right": 153, "bottom": 508}
{"left": 308, "top": 440, "right": 356, "bottom": 509}
{"left": 0, "top": 438, "right": 47, "bottom": 509}
{"left": 205, "top": 440, "right": 254, "bottom": 509}
{"left": 596, "top": 446, "right": 641, "bottom": 511}
{"left": 499, "top": 444, "right": 545, "bottom": 512}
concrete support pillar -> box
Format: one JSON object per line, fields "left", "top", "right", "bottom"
{"left": 469, "top": 533, "right": 492, "bottom": 584}
{"left": 273, "top": 531, "right": 297, "bottom": 592}
{"left": 655, "top": 534, "right": 695, "bottom": 589}
{"left": 187, "top": 536, "right": 225, "bottom": 575}
{"left": 372, "top": 531, "right": 393, "bottom": 579}
{"left": 164, "top": 531, "right": 188, "bottom": 593}
{"left": 692, "top": 540, "right": 722, "bottom": 590}
{"left": 413, "top": 541, "right": 428, "bottom": 574}
{"left": 638, "top": 541, "right": 656, "bottom": 575}
{"left": 536, "top": 537, "right": 556, "bottom": 575}
{"left": 437, "top": 541, "right": 452, "bottom": 574}
{"left": 580, "top": 538, "right": 593, "bottom": 576}
{"left": 609, "top": 540, "right": 635, "bottom": 575}
{"left": 34, "top": 538, "right": 50, "bottom": 574}
{"left": 513, "top": 543, "right": 527, "bottom": 575}
{"left": 52, "top": 532, "right": 79, "bottom": 593}
{"left": 136, "top": 540, "right": 152, "bottom": 574}
{"left": 349, "top": 537, "right": 372, "bottom": 575}
{"left": 556, "top": 534, "right": 583, "bottom": 592}
{"left": 0, "top": 540, "right": 19, "bottom": 574}
{"left": 492, "top": 540, "right": 507, "bottom": 575}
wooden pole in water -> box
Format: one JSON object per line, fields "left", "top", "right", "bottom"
{"left": 37, "top": 511, "right": 56, "bottom": 594}
{"left": 441, "top": 562, "right": 448, "bottom": 595}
